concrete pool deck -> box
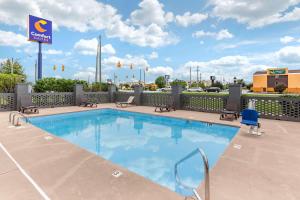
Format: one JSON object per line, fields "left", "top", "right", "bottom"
{"left": 0, "top": 104, "right": 300, "bottom": 200}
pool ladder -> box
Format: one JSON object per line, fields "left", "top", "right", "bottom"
{"left": 9, "top": 111, "right": 29, "bottom": 126}
{"left": 174, "top": 148, "right": 210, "bottom": 200}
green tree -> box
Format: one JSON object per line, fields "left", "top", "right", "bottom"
{"left": 34, "top": 78, "right": 88, "bottom": 92}
{"left": 170, "top": 79, "right": 187, "bottom": 88}
{"left": 0, "top": 73, "right": 24, "bottom": 92}
{"left": 0, "top": 58, "right": 25, "bottom": 76}
{"left": 274, "top": 83, "right": 287, "bottom": 94}
{"left": 90, "top": 82, "right": 108, "bottom": 92}
{"left": 211, "top": 81, "right": 224, "bottom": 90}
{"left": 190, "top": 81, "right": 205, "bottom": 88}
{"left": 236, "top": 79, "right": 246, "bottom": 87}
{"left": 155, "top": 76, "right": 166, "bottom": 88}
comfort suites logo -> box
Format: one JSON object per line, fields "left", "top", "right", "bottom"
{"left": 34, "top": 19, "right": 48, "bottom": 33}
{"left": 28, "top": 15, "right": 52, "bottom": 44}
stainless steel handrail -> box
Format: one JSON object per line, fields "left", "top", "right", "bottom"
{"left": 174, "top": 148, "right": 210, "bottom": 200}
{"left": 12, "top": 112, "right": 29, "bottom": 126}
{"left": 9, "top": 111, "right": 20, "bottom": 122}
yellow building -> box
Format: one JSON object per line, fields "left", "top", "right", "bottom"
{"left": 253, "top": 68, "right": 300, "bottom": 93}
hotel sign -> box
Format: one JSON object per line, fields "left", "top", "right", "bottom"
{"left": 28, "top": 15, "right": 52, "bottom": 44}
{"left": 267, "top": 68, "right": 287, "bottom": 75}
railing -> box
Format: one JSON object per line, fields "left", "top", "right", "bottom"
{"left": 9, "top": 111, "right": 29, "bottom": 126}
{"left": 0, "top": 93, "right": 15, "bottom": 111}
{"left": 31, "top": 92, "right": 75, "bottom": 108}
{"left": 241, "top": 96, "right": 300, "bottom": 121}
{"left": 83, "top": 92, "right": 109, "bottom": 103}
{"left": 115, "top": 91, "right": 134, "bottom": 103}
{"left": 181, "top": 94, "right": 228, "bottom": 113}
{"left": 175, "top": 148, "right": 210, "bottom": 200}
{"left": 141, "top": 92, "right": 172, "bottom": 106}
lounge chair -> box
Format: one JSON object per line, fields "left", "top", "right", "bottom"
{"left": 220, "top": 102, "right": 240, "bottom": 120}
{"left": 19, "top": 105, "right": 39, "bottom": 114}
{"left": 19, "top": 95, "right": 39, "bottom": 114}
{"left": 116, "top": 96, "right": 135, "bottom": 108}
{"left": 80, "top": 97, "right": 97, "bottom": 108}
{"left": 155, "top": 99, "right": 176, "bottom": 112}
{"left": 241, "top": 109, "right": 262, "bottom": 136}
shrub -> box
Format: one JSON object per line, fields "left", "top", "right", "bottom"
{"left": 0, "top": 73, "right": 25, "bottom": 92}
{"left": 274, "top": 84, "right": 287, "bottom": 94}
{"left": 90, "top": 82, "right": 108, "bottom": 92}
{"left": 170, "top": 79, "right": 187, "bottom": 88}
{"left": 155, "top": 76, "right": 166, "bottom": 88}
{"left": 34, "top": 78, "right": 88, "bottom": 92}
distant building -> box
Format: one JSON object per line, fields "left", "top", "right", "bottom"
{"left": 253, "top": 68, "right": 300, "bottom": 93}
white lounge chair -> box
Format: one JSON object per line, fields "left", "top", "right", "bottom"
{"left": 116, "top": 96, "right": 135, "bottom": 108}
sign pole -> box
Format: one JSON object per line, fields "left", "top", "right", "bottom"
{"left": 38, "top": 41, "right": 42, "bottom": 80}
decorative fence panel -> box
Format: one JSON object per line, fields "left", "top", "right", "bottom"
{"left": 115, "top": 91, "right": 134, "bottom": 102}
{"left": 83, "top": 92, "right": 109, "bottom": 103}
{"left": 0, "top": 93, "right": 15, "bottom": 111}
{"left": 31, "top": 92, "right": 75, "bottom": 108}
{"left": 241, "top": 96, "right": 300, "bottom": 121}
{"left": 181, "top": 94, "right": 228, "bottom": 113}
{"left": 141, "top": 92, "right": 172, "bottom": 106}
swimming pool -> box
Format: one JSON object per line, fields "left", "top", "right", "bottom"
{"left": 29, "top": 109, "right": 239, "bottom": 195}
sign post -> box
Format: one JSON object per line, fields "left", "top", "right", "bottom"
{"left": 27, "top": 15, "right": 52, "bottom": 80}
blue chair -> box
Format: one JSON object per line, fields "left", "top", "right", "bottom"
{"left": 241, "top": 109, "right": 261, "bottom": 135}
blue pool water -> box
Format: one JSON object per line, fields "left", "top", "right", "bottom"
{"left": 29, "top": 109, "right": 238, "bottom": 195}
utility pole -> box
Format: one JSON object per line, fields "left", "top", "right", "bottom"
{"left": 95, "top": 35, "right": 102, "bottom": 85}
{"left": 189, "top": 66, "right": 192, "bottom": 87}
{"left": 144, "top": 69, "right": 146, "bottom": 84}
{"left": 10, "top": 58, "right": 13, "bottom": 74}
{"left": 99, "top": 35, "right": 102, "bottom": 85}
{"left": 196, "top": 66, "right": 199, "bottom": 87}
{"left": 139, "top": 68, "right": 142, "bottom": 83}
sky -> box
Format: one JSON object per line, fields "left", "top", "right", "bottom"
{"left": 1, "top": 0, "right": 300, "bottom": 84}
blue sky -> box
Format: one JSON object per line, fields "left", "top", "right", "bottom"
{"left": 1, "top": 0, "right": 300, "bottom": 83}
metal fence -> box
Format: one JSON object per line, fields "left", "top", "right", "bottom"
{"left": 141, "top": 92, "right": 172, "bottom": 106}
{"left": 31, "top": 92, "right": 75, "bottom": 108}
{"left": 181, "top": 94, "right": 228, "bottom": 113}
{"left": 115, "top": 91, "right": 134, "bottom": 102}
{"left": 0, "top": 93, "right": 15, "bottom": 111}
{"left": 241, "top": 96, "right": 300, "bottom": 122}
{"left": 83, "top": 92, "right": 109, "bottom": 103}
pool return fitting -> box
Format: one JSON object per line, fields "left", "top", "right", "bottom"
{"left": 174, "top": 148, "right": 210, "bottom": 200}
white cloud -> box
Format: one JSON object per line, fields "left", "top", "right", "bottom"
{"left": 148, "top": 66, "right": 173, "bottom": 76}
{"left": 180, "top": 55, "right": 268, "bottom": 81}
{"left": 73, "top": 67, "right": 108, "bottom": 81}
{"left": 193, "top": 29, "right": 233, "bottom": 40}
{"left": 103, "top": 54, "right": 150, "bottom": 69}
{"left": 0, "top": 30, "right": 29, "bottom": 47}
{"left": 129, "top": 0, "right": 173, "bottom": 27}
{"left": 276, "top": 45, "right": 300, "bottom": 63}
{"left": 74, "top": 38, "right": 116, "bottom": 55}
{"left": 0, "top": 0, "right": 177, "bottom": 48}
{"left": 175, "top": 12, "right": 208, "bottom": 27}
{"left": 148, "top": 51, "right": 158, "bottom": 59}
{"left": 165, "top": 57, "right": 172, "bottom": 62}
{"left": 209, "top": 0, "right": 300, "bottom": 28}
{"left": 280, "top": 36, "right": 296, "bottom": 44}
{"left": 44, "top": 49, "right": 63, "bottom": 55}
{"left": 217, "top": 40, "right": 258, "bottom": 50}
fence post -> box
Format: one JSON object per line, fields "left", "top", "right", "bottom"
{"left": 108, "top": 84, "right": 117, "bottom": 103}
{"left": 228, "top": 84, "right": 242, "bottom": 111}
{"left": 15, "top": 83, "right": 32, "bottom": 110}
{"left": 74, "top": 84, "right": 83, "bottom": 106}
{"left": 134, "top": 84, "right": 143, "bottom": 106}
{"left": 171, "top": 85, "right": 184, "bottom": 109}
